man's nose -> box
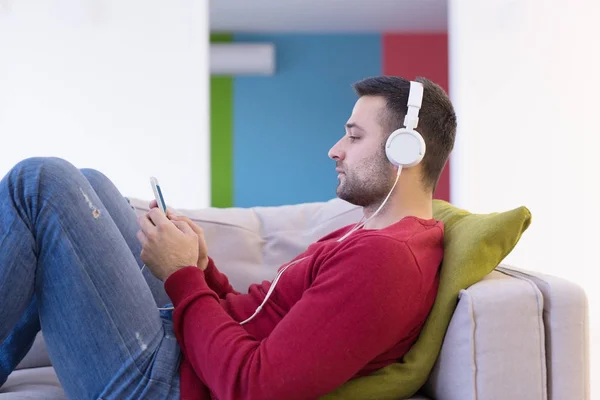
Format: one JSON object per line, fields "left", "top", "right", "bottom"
{"left": 328, "top": 140, "right": 344, "bottom": 160}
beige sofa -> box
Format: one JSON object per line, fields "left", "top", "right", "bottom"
{"left": 0, "top": 198, "right": 590, "bottom": 399}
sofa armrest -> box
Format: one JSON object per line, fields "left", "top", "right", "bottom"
{"left": 496, "top": 264, "right": 590, "bottom": 400}
{"left": 423, "top": 270, "right": 548, "bottom": 400}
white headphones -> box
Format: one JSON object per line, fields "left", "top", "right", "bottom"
{"left": 385, "top": 80, "right": 426, "bottom": 168}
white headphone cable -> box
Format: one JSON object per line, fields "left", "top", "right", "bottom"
{"left": 239, "top": 256, "right": 308, "bottom": 325}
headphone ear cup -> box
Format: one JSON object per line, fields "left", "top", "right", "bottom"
{"left": 385, "top": 128, "right": 426, "bottom": 168}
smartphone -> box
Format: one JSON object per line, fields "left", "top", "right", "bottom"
{"left": 150, "top": 177, "right": 167, "bottom": 214}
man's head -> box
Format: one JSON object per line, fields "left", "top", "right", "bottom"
{"left": 328, "top": 76, "right": 457, "bottom": 208}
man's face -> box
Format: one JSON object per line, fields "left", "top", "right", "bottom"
{"left": 328, "top": 96, "right": 396, "bottom": 207}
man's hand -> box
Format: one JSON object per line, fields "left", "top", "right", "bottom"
{"left": 149, "top": 200, "right": 210, "bottom": 271}
{"left": 137, "top": 207, "right": 199, "bottom": 281}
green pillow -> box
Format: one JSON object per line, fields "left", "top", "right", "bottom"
{"left": 320, "top": 200, "right": 532, "bottom": 400}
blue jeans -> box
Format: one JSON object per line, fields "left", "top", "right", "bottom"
{"left": 0, "top": 157, "right": 181, "bottom": 399}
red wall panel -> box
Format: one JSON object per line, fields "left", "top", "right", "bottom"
{"left": 382, "top": 33, "right": 450, "bottom": 201}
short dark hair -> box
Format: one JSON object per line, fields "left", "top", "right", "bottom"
{"left": 352, "top": 76, "right": 457, "bottom": 192}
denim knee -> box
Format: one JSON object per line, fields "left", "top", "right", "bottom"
{"left": 12, "top": 156, "right": 77, "bottom": 177}
{"left": 80, "top": 168, "right": 111, "bottom": 191}
{"left": 9, "top": 157, "right": 87, "bottom": 200}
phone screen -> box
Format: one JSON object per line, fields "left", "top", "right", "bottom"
{"left": 150, "top": 177, "right": 167, "bottom": 214}
{"left": 156, "top": 186, "right": 166, "bottom": 213}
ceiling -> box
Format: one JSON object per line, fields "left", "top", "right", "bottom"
{"left": 210, "top": 0, "right": 448, "bottom": 33}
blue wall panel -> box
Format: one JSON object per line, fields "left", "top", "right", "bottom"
{"left": 233, "top": 34, "right": 382, "bottom": 207}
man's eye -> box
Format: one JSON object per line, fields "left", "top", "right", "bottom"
{"left": 348, "top": 136, "right": 359, "bottom": 142}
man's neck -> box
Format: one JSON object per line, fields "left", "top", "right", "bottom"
{"left": 361, "top": 191, "right": 433, "bottom": 230}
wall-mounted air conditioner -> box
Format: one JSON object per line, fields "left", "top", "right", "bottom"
{"left": 210, "top": 43, "right": 275, "bottom": 76}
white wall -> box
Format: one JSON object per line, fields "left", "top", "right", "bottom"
{"left": 0, "top": 1, "right": 209, "bottom": 210}
{"left": 449, "top": 0, "right": 599, "bottom": 395}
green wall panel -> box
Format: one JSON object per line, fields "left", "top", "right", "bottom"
{"left": 210, "top": 33, "right": 233, "bottom": 207}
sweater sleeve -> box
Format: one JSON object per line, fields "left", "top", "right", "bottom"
{"left": 165, "top": 237, "right": 425, "bottom": 400}
{"left": 203, "top": 257, "right": 240, "bottom": 298}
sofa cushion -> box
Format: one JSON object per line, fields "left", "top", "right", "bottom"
{"left": 0, "top": 365, "right": 431, "bottom": 400}
{"left": 0, "top": 367, "right": 65, "bottom": 399}
{"left": 321, "top": 199, "right": 532, "bottom": 399}
{"left": 15, "top": 333, "right": 50, "bottom": 371}
{"left": 422, "top": 269, "right": 547, "bottom": 400}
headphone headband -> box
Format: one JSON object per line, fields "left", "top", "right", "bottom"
{"left": 404, "top": 81, "right": 423, "bottom": 131}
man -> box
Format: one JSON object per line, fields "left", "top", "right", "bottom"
{"left": 0, "top": 75, "right": 456, "bottom": 399}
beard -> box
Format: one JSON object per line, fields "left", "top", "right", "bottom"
{"left": 336, "top": 151, "right": 395, "bottom": 208}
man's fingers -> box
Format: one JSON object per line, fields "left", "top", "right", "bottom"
{"left": 166, "top": 208, "right": 178, "bottom": 220}
{"left": 136, "top": 229, "right": 147, "bottom": 246}
{"left": 146, "top": 207, "right": 169, "bottom": 226}
{"left": 138, "top": 214, "right": 156, "bottom": 235}
{"left": 149, "top": 200, "right": 174, "bottom": 218}
{"left": 172, "top": 220, "right": 193, "bottom": 234}
{"left": 172, "top": 215, "right": 203, "bottom": 235}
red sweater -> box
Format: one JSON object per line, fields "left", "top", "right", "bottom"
{"left": 164, "top": 216, "right": 444, "bottom": 400}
